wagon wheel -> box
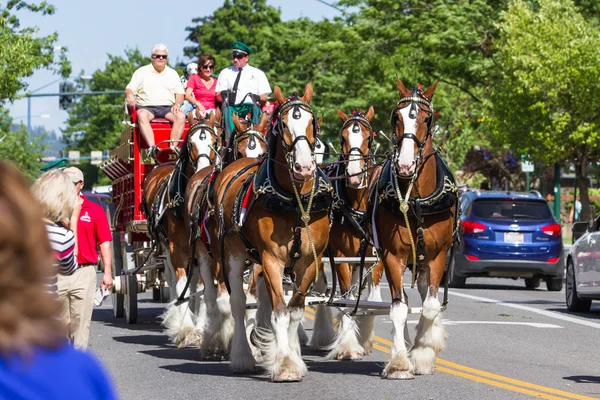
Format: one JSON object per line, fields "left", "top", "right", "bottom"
{"left": 106, "top": 203, "right": 124, "bottom": 318}
{"left": 122, "top": 244, "right": 138, "bottom": 324}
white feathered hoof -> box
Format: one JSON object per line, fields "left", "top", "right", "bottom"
{"left": 362, "top": 339, "right": 374, "bottom": 356}
{"left": 381, "top": 354, "right": 414, "bottom": 380}
{"left": 272, "top": 358, "right": 305, "bottom": 382}
{"left": 174, "top": 326, "right": 196, "bottom": 349}
{"left": 230, "top": 355, "right": 257, "bottom": 374}
{"left": 410, "top": 346, "right": 437, "bottom": 375}
{"left": 333, "top": 350, "right": 363, "bottom": 361}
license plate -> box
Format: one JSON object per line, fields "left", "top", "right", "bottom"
{"left": 505, "top": 232, "right": 523, "bottom": 243}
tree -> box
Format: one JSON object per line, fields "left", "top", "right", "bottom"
{"left": 490, "top": 0, "right": 600, "bottom": 221}
{"left": 0, "top": 108, "right": 46, "bottom": 179}
{"left": 0, "top": 1, "right": 70, "bottom": 103}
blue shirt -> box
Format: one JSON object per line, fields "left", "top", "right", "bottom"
{"left": 0, "top": 343, "right": 117, "bottom": 400}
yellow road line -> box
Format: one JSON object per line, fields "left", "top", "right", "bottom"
{"left": 302, "top": 309, "right": 593, "bottom": 400}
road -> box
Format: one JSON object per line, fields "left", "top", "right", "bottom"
{"left": 89, "top": 272, "right": 600, "bottom": 400}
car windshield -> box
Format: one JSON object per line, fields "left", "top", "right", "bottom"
{"left": 472, "top": 199, "right": 551, "bottom": 220}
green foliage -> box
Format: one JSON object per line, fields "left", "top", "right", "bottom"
{"left": 0, "top": 1, "right": 70, "bottom": 103}
{"left": 0, "top": 108, "right": 46, "bottom": 179}
{"left": 490, "top": 0, "right": 600, "bottom": 165}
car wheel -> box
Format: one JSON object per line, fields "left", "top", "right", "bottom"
{"left": 566, "top": 259, "right": 591, "bottom": 312}
{"left": 545, "top": 276, "right": 563, "bottom": 292}
{"left": 448, "top": 252, "right": 466, "bottom": 288}
{"left": 524, "top": 278, "right": 540, "bottom": 289}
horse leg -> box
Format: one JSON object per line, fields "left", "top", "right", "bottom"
{"left": 381, "top": 258, "right": 414, "bottom": 380}
{"left": 227, "top": 254, "right": 256, "bottom": 373}
{"left": 409, "top": 252, "right": 447, "bottom": 375}
{"left": 199, "top": 247, "right": 229, "bottom": 360}
{"left": 188, "top": 262, "right": 205, "bottom": 347}
{"left": 171, "top": 239, "right": 197, "bottom": 348}
{"left": 358, "top": 260, "right": 384, "bottom": 355}
{"left": 326, "top": 262, "right": 363, "bottom": 360}
{"left": 310, "top": 262, "right": 335, "bottom": 350}
{"left": 257, "top": 255, "right": 306, "bottom": 382}
{"left": 160, "top": 249, "right": 194, "bottom": 348}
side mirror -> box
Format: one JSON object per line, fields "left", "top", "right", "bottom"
{"left": 572, "top": 221, "right": 591, "bottom": 244}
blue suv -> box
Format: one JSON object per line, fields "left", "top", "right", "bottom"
{"left": 449, "top": 190, "right": 563, "bottom": 291}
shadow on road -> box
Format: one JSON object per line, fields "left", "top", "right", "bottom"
{"left": 564, "top": 375, "right": 600, "bottom": 384}
{"left": 92, "top": 307, "right": 165, "bottom": 331}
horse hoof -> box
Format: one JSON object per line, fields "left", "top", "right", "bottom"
{"left": 383, "top": 370, "right": 415, "bottom": 380}
{"left": 273, "top": 370, "right": 303, "bottom": 382}
{"left": 414, "top": 365, "right": 436, "bottom": 375}
{"left": 182, "top": 331, "right": 202, "bottom": 348}
{"left": 335, "top": 351, "right": 362, "bottom": 361}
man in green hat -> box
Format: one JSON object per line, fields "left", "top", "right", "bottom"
{"left": 216, "top": 41, "right": 272, "bottom": 138}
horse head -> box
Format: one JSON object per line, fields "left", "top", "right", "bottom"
{"left": 391, "top": 80, "right": 436, "bottom": 177}
{"left": 337, "top": 106, "right": 375, "bottom": 189}
{"left": 232, "top": 112, "right": 269, "bottom": 159}
{"left": 272, "top": 83, "right": 319, "bottom": 180}
{"left": 186, "top": 108, "right": 221, "bottom": 172}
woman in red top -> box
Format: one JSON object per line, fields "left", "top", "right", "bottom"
{"left": 185, "top": 54, "right": 218, "bottom": 117}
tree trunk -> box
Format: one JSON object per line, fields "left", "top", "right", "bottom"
{"left": 576, "top": 155, "right": 593, "bottom": 223}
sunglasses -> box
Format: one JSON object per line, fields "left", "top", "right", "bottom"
{"left": 152, "top": 54, "right": 168, "bottom": 60}
{"left": 232, "top": 53, "right": 246, "bottom": 60}
{"left": 201, "top": 64, "right": 214, "bottom": 70}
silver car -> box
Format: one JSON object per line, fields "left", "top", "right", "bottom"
{"left": 565, "top": 216, "right": 600, "bottom": 312}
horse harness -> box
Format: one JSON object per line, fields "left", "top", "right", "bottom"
{"left": 218, "top": 96, "right": 334, "bottom": 294}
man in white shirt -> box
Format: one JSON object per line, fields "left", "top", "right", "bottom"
{"left": 125, "top": 43, "right": 185, "bottom": 155}
{"left": 215, "top": 41, "right": 272, "bottom": 138}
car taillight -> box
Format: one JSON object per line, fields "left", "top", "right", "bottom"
{"left": 466, "top": 254, "right": 480, "bottom": 261}
{"left": 541, "top": 223, "right": 561, "bottom": 236}
{"left": 547, "top": 257, "right": 560, "bottom": 263}
{"left": 461, "top": 220, "right": 487, "bottom": 234}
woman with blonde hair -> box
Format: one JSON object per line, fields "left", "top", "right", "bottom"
{"left": 0, "top": 161, "right": 117, "bottom": 399}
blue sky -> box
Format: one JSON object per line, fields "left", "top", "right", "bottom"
{"left": 8, "top": 0, "right": 340, "bottom": 134}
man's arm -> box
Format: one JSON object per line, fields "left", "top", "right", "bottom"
{"left": 259, "top": 93, "right": 268, "bottom": 105}
{"left": 99, "top": 241, "right": 113, "bottom": 290}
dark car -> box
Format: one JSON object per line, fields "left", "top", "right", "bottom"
{"left": 565, "top": 215, "right": 600, "bottom": 312}
{"left": 449, "top": 190, "right": 563, "bottom": 291}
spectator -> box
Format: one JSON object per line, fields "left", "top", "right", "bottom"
{"left": 479, "top": 180, "right": 490, "bottom": 191}
{"left": 61, "top": 167, "right": 113, "bottom": 350}
{"left": 31, "top": 169, "right": 80, "bottom": 297}
{"left": 0, "top": 161, "right": 117, "bottom": 399}
{"left": 125, "top": 43, "right": 185, "bottom": 156}
{"left": 185, "top": 54, "right": 218, "bottom": 118}
{"left": 568, "top": 199, "right": 582, "bottom": 223}
{"left": 180, "top": 62, "right": 198, "bottom": 117}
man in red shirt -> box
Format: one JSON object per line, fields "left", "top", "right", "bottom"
{"left": 62, "top": 167, "right": 113, "bottom": 349}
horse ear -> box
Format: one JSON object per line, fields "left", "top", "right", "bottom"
{"left": 337, "top": 109, "right": 349, "bottom": 122}
{"left": 317, "top": 115, "right": 323, "bottom": 127}
{"left": 273, "top": 86, "right": 285, "bottom": 104}
{"left": 187, "top": 112, "right": 194, "bottom": 126}
{"left": 215, "top": 108, "right": 222, "bottom": 122}
{"left": 257, "top": 112, "right": 269, "bottom": 132}
{"left": 365, "top": 106, "right": 375, "bottom": 121}
{"left": 422, "top": 81, "right": 438, "bottom": 101}
{"left": 208, "top": 110, "right": 216, "bottom": 126}
{"left": 232, "top": 112, "right": 242, "bottom": 132}
{"left": 397, "top": 79, "right": 411, "bottom": 97}
{"left": 301, "top": 82, "right": 313, "bottom": 104}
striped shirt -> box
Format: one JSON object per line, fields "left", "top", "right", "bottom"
{"left": 45, "top": 222, "right": 78, "bottom": 276}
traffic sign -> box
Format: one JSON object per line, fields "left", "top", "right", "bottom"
{"left": 522, "top": 160, "right": 534, "bottom": 173}
{"left": 90, "top": 151, "right": 103, "bottom": 165}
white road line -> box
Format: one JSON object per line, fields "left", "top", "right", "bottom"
{"left": 381, "top": 319, "right": 562, "bottom": 328}
{"left": 449, "top": 291, "right": 600, "bottom": 329}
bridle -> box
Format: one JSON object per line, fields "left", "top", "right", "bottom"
{"left": 389, "top": 88, "right": 435, "bottom": 178}
{"left": 339, "top": 112, "right": 374, "bottom": 188}
{"left": 187, "top": 122, "right": 220, "bottom": 168}
{"left": 232, "top": 122, "right": 268, "bottom": 160}
{"left": 273, "top": 98, "right": 319, "bottom": 161}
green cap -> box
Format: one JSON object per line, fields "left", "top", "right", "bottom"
{"left": 40, "top": 158, "right": 69, "bottom": 172}
{"left": 231, "top": 41, "right": 253, "bottom": 55}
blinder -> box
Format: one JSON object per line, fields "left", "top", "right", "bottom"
{"left": 187, "top": 122, "right": 220, "bottom": 167}
{"left": 273, "top": 99, "right": 319, "bottom": 155}
{"left": 389, "top": 90, "right": 434, "bottom": 149}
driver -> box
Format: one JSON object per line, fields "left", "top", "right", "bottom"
{"left": 215, "top": 41, "right": 271, "bottom": 135}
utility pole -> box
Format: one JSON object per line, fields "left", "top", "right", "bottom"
{"left": 554, "top": 163, "right": 561, "bottom": 223}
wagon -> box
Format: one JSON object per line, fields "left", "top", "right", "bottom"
{"left": 100, "top": 108, "right": 191, "bottom": 323}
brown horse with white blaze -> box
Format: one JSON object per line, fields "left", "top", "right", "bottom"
{"left": 143, "top": 111, "right": 221, "bottom": 348}
{"left": 311, "top": 107, "right": 385, "bottom": 360}
{"left": 210, "top": 83, "right": 332, "bottom": 381}
{"left": 183, "top": 111, "right": 269, "bottom": 360}
{"left": 370, "top": 80, "right": 457, "bottom": 379}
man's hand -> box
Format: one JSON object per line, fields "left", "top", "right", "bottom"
{"left": 101, "top": 272, "right": 113, "bottom": 290}
{"left": 125, "top": 95, "right": 137, "bottom": 108}
{"left": 196, "top": 102, "right": 206, "bottom": 113}
{"left": 171, "top": 104, "right": 181, "bottom": 114}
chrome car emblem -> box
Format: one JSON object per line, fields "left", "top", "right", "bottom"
{"left": 510, "top": 224, "right": 519, "bottom": 230}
